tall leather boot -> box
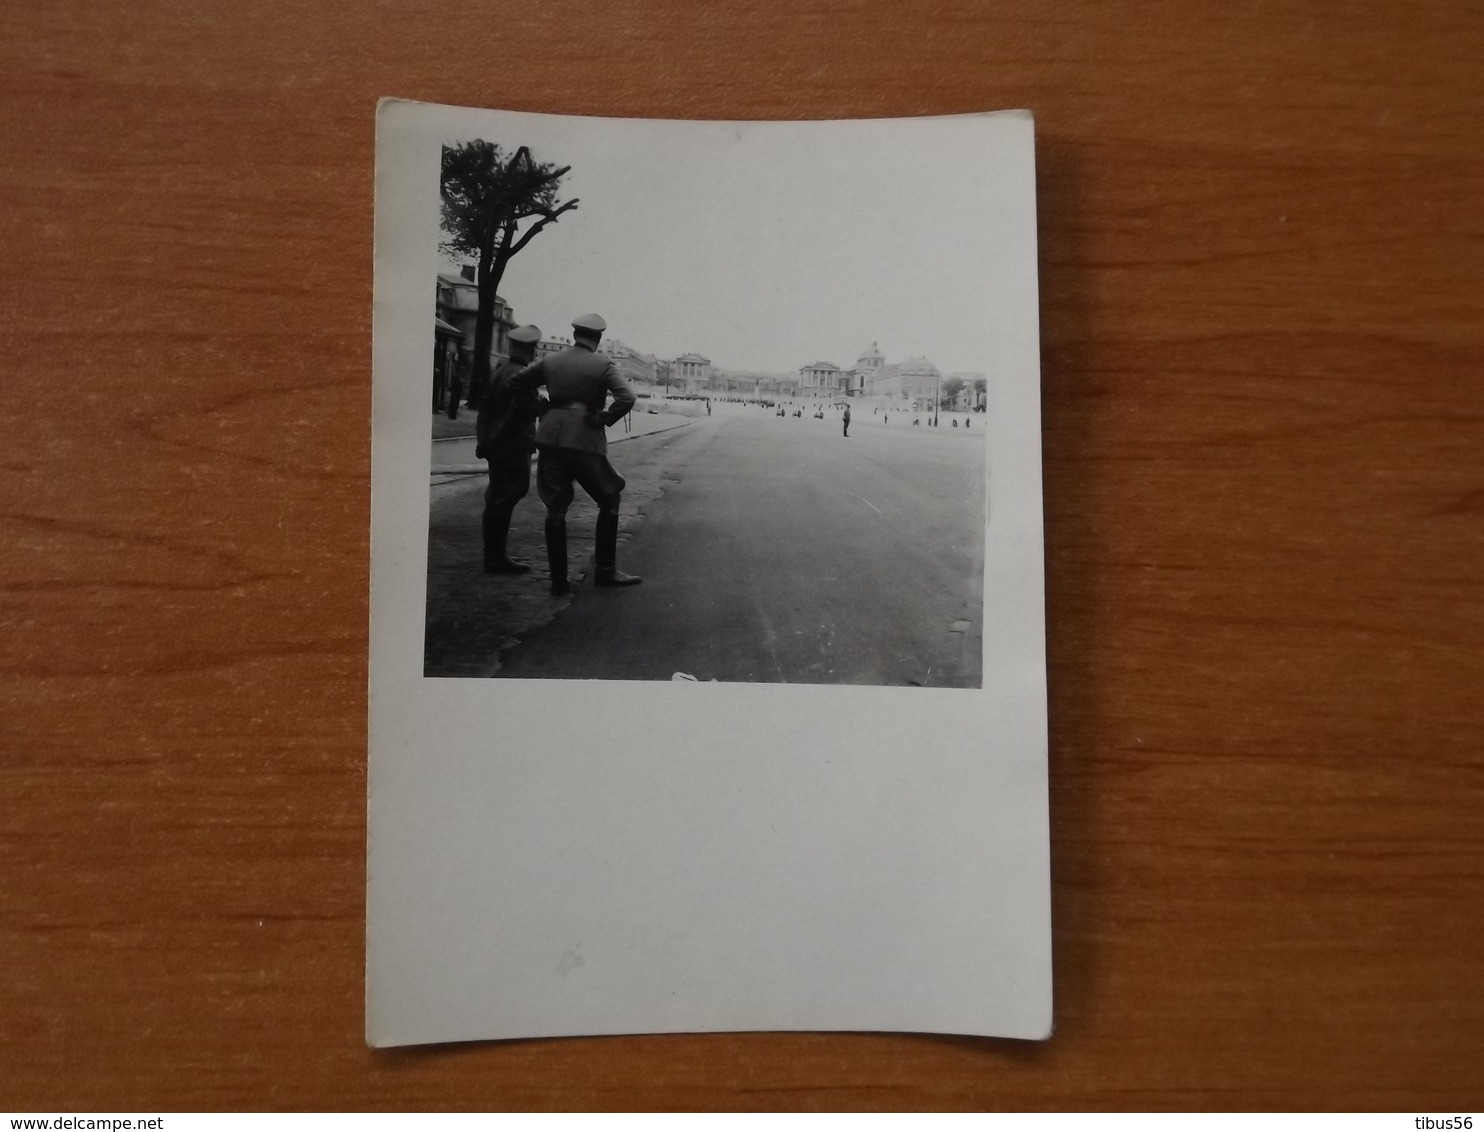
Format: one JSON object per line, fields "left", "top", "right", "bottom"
{"left": 593, "top": 510, "right": 641, "bottom": 588}
{"left": 545, "top": 513, "right": 571, "bottom": 596}
{"left": 484, "top": 502, "right": 530, "bottom": 574}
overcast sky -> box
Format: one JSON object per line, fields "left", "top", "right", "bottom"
{"left": 435, "top": 111, "right": 1034, "bottom": 376}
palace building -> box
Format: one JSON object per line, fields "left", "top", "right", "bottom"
{"left": 799, "top": 361, "right": 844, "bottom": 397}
{"left": 858, "top": 350, "right": 943, "bottom": 409}
{"left": 671, "top": 352, "right": 712, "bottom": 392}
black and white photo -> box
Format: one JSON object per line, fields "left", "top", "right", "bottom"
{"left": 422, "top": 122, "right": 996, "bottom": 685}
{"left": 369, "top": 101, "right": 1049, "bottom": 1047}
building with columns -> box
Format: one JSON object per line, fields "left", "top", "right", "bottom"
{"left": 671, "top": 352, "right": 712, "bottom": 392}
{"left": 799, "top": 361, "right": 844, "bottom": 397}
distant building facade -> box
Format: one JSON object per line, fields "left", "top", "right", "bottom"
{"left": 671, "top": 352, "right": 712, "bottom": 393}
{"left": 603, "top": 338, "right": 659, "bottom": 387}
{"left": 859, "top": 354, "right": 941, "bottom": 409}
{"left": 799, "top": 361, "right": 844, "bottom": 397}
{"left": 435, "top": 265, "right": 515, "bottom": 409}
{"left": 949, "top": 372, "right": 986, "bottom": 412}
{"left": 848, "top": 342, "right": 885, "bottom": 397}
{"left": 433, "top": 317, "right": 461, "bottom": 412}
{"left": 565, "top": 337, "right": 975, "bottom": 411}
{"left": 536, "top": 334, "right": 573, "bottom": 359}
{"left": 711, "top": 369, "right": 799, "bottom": 398}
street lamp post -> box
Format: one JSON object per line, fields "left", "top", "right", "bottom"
{"left": 934, "top": 374, "right": 940, "bottom": 427}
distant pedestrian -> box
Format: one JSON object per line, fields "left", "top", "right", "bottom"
{"left": 842, "top": 403, "right": 851, "bottom": 437}
{"left": 475, "top": 325, "right": 544, "bottom": 574}
{"left": 446, "top": 355, "right": 468, "bottom": 420}
{"left": 508, "top": 313, "right": 642, "bottom": 595}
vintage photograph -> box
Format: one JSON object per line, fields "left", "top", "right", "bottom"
{"left": 422, "top": 119, "right": 998, "bottom": 686}
{"left": 371, "top": 103, "right": 1048, "bottom": 1046}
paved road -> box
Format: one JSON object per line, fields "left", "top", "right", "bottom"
{"left": 496, "top": 407, "right": 986, "bottom": 687}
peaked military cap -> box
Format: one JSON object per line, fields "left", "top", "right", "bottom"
{"left": 572, "top": 313, "right": 607, "bottom": 333}
{"left": 508, "top": 324, "right": 542, "bottom": 344}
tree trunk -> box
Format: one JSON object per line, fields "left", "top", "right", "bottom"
{"left": 469, "top": 248, "right": 509, "bottom": 411}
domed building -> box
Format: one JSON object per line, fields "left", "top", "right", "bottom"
{"left": 847, "top": 342, "right": 885, "bottom": 395}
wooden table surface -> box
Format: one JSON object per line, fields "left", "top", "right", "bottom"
{"left": 4, "top": 0, "right": 1482, "bottom": 1113}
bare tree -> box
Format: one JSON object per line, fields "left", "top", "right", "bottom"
{"left": 440, "top": 141, "right": 578, "bottom": 409}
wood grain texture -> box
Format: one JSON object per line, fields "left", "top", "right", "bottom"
{"left": 3, "top": 0, "right": 1481, "bottom": 1112}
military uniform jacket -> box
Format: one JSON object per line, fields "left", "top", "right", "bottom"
{"left": 476, "top": 358, "right": 543, "bottom": 458}
{"left": 508, "top": 344, "right": 636, "bottom": 456}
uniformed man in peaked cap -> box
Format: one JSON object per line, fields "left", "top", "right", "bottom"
{"left": 475, "top": 324, "right": 545, "bottom": 574}
{"left": 507, "top": 313, "right": 641, "bottom": 595}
